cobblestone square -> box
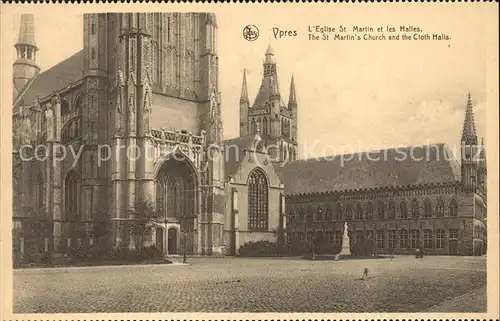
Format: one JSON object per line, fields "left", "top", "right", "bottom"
{"left": 13, "top": 256, "right": 486, "bottom": 313}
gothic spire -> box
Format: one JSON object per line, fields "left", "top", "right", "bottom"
{"left": 240, "top": 69, "right": 249, "bottom": 103}
{"left": 461, "top": 92, "right": 478, "bottom": 145}
{"left": 288, "top": 74, "right": 297, "bottom": 106}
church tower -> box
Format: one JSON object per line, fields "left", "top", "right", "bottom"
{"left": 13, "top": 14, "right": 40, "bottom": 95}
{"left": 241, "top": 45, "right": 298, "bottom": 163}
{"left": 460, "top": 93, "right": 479, "bottom": 191}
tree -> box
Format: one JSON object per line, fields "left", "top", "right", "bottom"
{"left": 127, "top": 197, "right": 158, "bottom": 249}
{"left": 91, "top": 202, "right": 112, "bottom": 249}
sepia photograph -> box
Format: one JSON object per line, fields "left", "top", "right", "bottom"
{"left": 1, "top": 3, "right": 498, "bottom": 318}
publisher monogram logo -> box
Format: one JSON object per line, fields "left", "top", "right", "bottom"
{"left": 243, "top": 25, "right": 259, "bottom": 42}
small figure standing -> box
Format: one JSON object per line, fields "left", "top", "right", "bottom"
{"left": 362, "top": 267, "right": 369, "bottom": 279}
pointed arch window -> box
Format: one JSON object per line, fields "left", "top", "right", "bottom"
{"left": 61, "top": 100, "right": 70, "bottom": 116}
{"left": 155, "top": 178, "right": 165, "bottom": 218}
{"left": 449, "top": 198, "right": 458, "bottom": 217}
{"left": 262, "top": 117, "right": 268, "bottom": 136}
{"left": 411, "top": 199, "right": 420, "bottom": 218}
{"left": 400, "top": 201, "right": 408, "bottom": 219}
{"left": 325, "top": 205, "right": 332, "bottom": 221}
{"left": 388, "top": 202, "right": 396, "bottom": 219}
{"left": 355, "top": 203, "right": 363, "bottom": 220}
{"left": 436, "top": 199, "right": 445, "bottom": 217}
{"left": 377, "top": 201, "right": 385, "bottom": 220}
{"left": 248, "top": 169, "right": 269, "bottom": 230}
{"left": 423, "top": 199, "right": 432, "bottom": 218}
{"left": 335, "top": 204, "right": 343, "bottom": 221}
{"left": 366, "top": 202, "right": 373, "bottom": 220}
{"left": 345, "top": 204, "right": 353, "bottom": 221}
{"left": 65, "top": 171, "right": 80, "bottom": 221}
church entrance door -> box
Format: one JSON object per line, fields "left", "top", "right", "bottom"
{"left": 168, "top": 228, "right": 177, "bottom": 254}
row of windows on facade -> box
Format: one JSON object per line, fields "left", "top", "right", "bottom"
{"left": 249, "top": 117, "right": 292, "bottom": 138}
{"left": 287, "top": 228, "right": 479, "bottom": 249}
{"left": 288, "top": 198, "right": 460, "bottom": 223}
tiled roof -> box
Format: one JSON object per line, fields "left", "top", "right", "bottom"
{"left": 275, "top": 144, "right": 462, "bottom": 196}
{"left": 222, "top": 135, "right": 258, "bottom": 178}
{"left": 15, "top": 50, "right": 84, "bottom": 107}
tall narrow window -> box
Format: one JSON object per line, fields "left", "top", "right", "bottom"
{"left": 355, "top": 203, "right": 363, "bottom": 220}
{"left": 366, "top": 202, "right": 373, "bottom": 219}
{"left": 248, "top": 169, "right": 269, "bottom": 230}
{"left": 388, "top": 230, "right": 397, "bottom": 249}
{"left": 377, "top": 201, "right": 385, "bottom": 220}
{"left": 388, "top": 201, "right": 396, "bottom": 219}
{"left": 423, "top": 229, "right": 433, "bottom": 248}
{"left": 345, "top": 204, "right": 353, "bottom": 220}
{"left": 410, "top": 229, "right": 420, "bottom": 249}
{"left": 336, "top": 204, "right": 343, "bottom": 221}
{"left": 262, "top": 118, "right": 268, "bottom": 136}
{"left": 325, "top": 206, "right": 332, "bottom": 221}
{"left": 411, "top": 199, "right": 419, "bottom": 218}
{"left": 400, "top": 201, "right": 408, "bottom": 219}
{"left": 156, "top": 179, "right": 165, "bottom": 218}
{"left": 65, "top": 171, "right": 80, "bottom": 220}
{"left": 424, "top": 199, "right": 432, "bottom": 218}
{"left": 436, "top": 229, "right": 445, "bottom": 249}
{"left": 400, "top": 229, "right": 408, "bottom": 248}
{"left": 449, "top": 199, "right": 458, "bottom": 217}
{"left": 166, "top": 175, "right": 177, "bottom": 218}
{"left": 376, "top": 230, "right": 385, "bottom": 249}
{"left": 436, "top": 199, "right": 445, "bottom": 217}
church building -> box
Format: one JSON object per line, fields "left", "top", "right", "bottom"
{"left": 12, "top": 13, "right": 287, "bottom": 258}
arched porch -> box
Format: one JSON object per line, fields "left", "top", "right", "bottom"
{"left": 154, "top": 153, "right": 199, "bottom": 254}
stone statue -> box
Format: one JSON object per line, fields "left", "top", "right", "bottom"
{"left": 339, "top": 221, "right": 351, "bottom": 256}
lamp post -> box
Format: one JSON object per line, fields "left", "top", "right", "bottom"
{"left": 183, "top": 230, "right": 187, "bottom": 263}
{"left": 312, "top": 228, "right": 316, "bottom": 260}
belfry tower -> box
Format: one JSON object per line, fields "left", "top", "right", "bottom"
{"left": 239, "top": 45, "right": 298, "bottom": 163}
{"left": 13, "top": 14, "right": 40, "bottom": 95}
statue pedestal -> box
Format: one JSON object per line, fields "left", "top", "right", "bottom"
{"left": 335, "top": 222, "right": 351, "bottom": 260}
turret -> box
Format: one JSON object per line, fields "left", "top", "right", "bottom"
{"left": 288, "top": 75, "right": 298, "bottom": 147}
{"left": 478, "top": 137, "right": 487, "bottom": 189}
{"left": 13, "top": 14, "right": 40, "bottom": 95}
{"left": 461, "top": 93, "right": 478, "bottom": 191}
{"left": 239, "top": 69, "right": 249, "bottom": 137}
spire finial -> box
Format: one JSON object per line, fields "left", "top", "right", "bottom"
{"left": 240, "top": 69, "right": 249, "bottom": 103}
{"left": 288, "top": 74, "right": 297, "bottom": 106}
{"left": 461, "top": 92, "right": 477, "bottom": 144}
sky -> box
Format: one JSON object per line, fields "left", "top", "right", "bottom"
{"left": 8, "top": 5, "right": 493, "bottom": 159}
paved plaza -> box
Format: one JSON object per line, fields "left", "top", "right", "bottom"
{"left": 13, "top": 255, "right": 486, "bottom": 313}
